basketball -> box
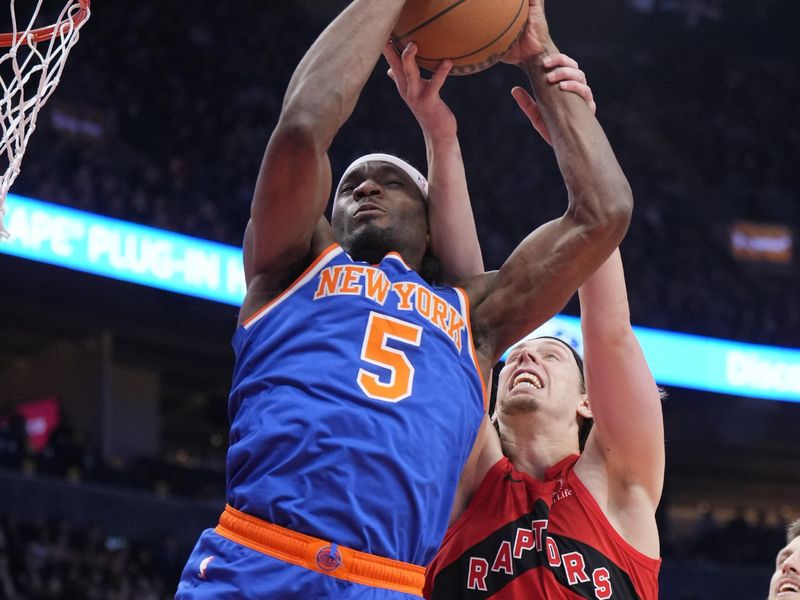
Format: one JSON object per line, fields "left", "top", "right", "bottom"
{"left": 392, "top": 0, "right": 528, "bottom": 76}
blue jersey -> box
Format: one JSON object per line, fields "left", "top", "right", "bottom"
{"left": 227, "top": 244, "right": 486, "bottom": 567}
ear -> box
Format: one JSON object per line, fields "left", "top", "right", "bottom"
{"left": 576, "top": 394, "right": 592, "bottom": 420}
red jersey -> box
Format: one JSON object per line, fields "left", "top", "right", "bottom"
{"left": 424, "top": 455, "right": 660, "bottom": 599}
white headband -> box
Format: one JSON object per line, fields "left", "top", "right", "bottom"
{"left": 337, "top": 153, "right": 428, "bottom": 200}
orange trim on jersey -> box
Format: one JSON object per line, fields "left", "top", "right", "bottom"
{"left": 383, "top": 251, "right": 411, "bottom": 270}
{"left": 454, "top": 287, "right": 489, "bottom": 410}
{"left": 242, "top": 243, "right": 342, "bottom": 330}
{"left": 215, "top": 505, "right": 425, "bottom": 596}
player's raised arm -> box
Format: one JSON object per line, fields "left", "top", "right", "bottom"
{"left": 383, "top": 42, "right": 483, "bottom": 281}
{"left": 468, "top": 0, "right": 632, "bottom": 371}
{"left": 383, "top": 42, "right": 599, "bottom": 284}
{"left": 244, "top": 0, "right": 408, "bottom": 289}
{"left": 576, "top": 249, "right": 664, "bottom": 556}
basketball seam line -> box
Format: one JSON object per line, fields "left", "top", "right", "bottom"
{"left": 413, "top": 0, "right": 527, "bottom": 63}
{"left": 394, "top": 0, "right": 471, "bottom": 41}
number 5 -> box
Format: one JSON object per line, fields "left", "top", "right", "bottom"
{"left": 358, "top": 312, "right": 422, "bottom": 403}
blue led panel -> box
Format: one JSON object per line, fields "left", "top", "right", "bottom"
{"left": 1, "top": 194, "right": 246, "bottom": 305}
{"left": 4, "top": 195, "right": 799, "bottom": 402}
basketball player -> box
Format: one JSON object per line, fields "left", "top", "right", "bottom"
{"left": 424, "top": 247, "right": 664, "bottom": 599}
{"left": 385, "top": 4, "right": 664, "bottom": 598}
{"left": 768, "top": 519, "right": 800, "bottom": 600}
{"left": 176, "top": 0, "right": 632, "bottom": 597}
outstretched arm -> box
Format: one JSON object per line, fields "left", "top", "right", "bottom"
{"left": 383, "top": 43, "right": 597, "bottom": 284}
{"left": 383, "top": 42, "right": 483, "bottom": 282}
{"left": 468, "top": 0, "right": 632, "bottom": 373}
{"left": 243, "top": 1, "right": 408, "bottom": 297}
{"left": 576, "top": 249, "right": 664, "bottom": 556}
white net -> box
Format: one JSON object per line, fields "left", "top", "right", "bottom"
{"left": 0, "top": 0, "right": 90, "bottom": 239}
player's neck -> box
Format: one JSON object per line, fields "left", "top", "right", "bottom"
{"left": 348, "top": 244, "right": 424, "bottom": 272}
{"left": 500, "top": 421, "right": 579, "bottom": 480}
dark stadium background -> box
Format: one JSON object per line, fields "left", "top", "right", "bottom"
{"left": 0, "top": 1, "right": 798, "bottom": 597}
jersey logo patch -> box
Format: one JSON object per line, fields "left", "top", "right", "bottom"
{"left": 316, "top": 545, "right": 342, "bottom": 572}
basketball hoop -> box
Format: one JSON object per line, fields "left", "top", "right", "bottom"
{"left": 0, "top": 0, "right": 90, "bottom": 239}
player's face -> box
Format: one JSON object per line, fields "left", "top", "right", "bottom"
{"left": 495, "top": 339, "right": 584, "bottom": 422}
{"left": 768, "top": 535, "right": 800, "bottom": 600}
{"left": 331, "top": 162, "right": 429, "bottom": 265}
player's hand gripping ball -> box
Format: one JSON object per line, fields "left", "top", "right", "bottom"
{"left": 392, "top": 0, "right": 528, "bottom": 75}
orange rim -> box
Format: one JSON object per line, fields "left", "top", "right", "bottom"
{"left": 0, "top": 0, "right": 89, "bottom": 47}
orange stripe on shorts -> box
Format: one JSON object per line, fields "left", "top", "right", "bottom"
{"left": 215, "top": 504, "right": 425, "bottom": 596}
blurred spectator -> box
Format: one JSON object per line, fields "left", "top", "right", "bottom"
{"left": 0, "top": 414, "right": 30, "bottom": 470}
{"left": 0, "top": 515, "right": 178, "bottom": 600}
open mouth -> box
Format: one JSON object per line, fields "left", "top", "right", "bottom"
{"left": 511, "top": 372, "right": 543, "bottom": 390}
{"left": 779, "top": 581, "right": 800, "bottom": 594}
